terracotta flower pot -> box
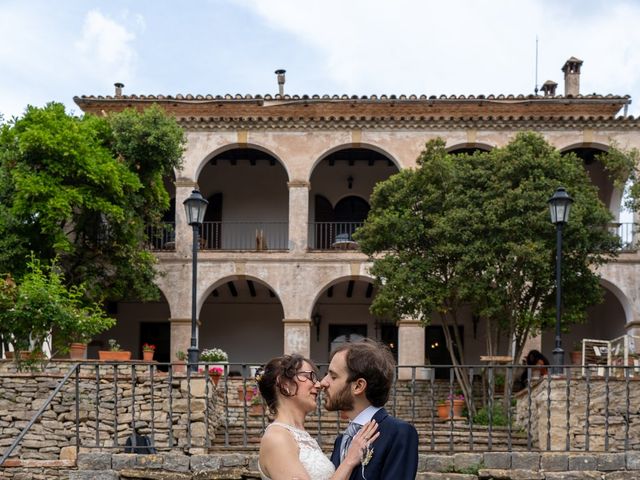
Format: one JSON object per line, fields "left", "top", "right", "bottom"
{"left": 249, "top": 404, "right": 264, "bottom": 416}
{"left": 69, "top": 343, "right": 87, "bottom": 360}
{"left": 19, "top": 350, "right": 45, "bottom": 361}
{"left": 98, "top": 350, "right": 132, "bottom": 361}
{"left": 142, "top": 350, "right": 155, "bottom": 361}
{"left": 237, "top": 386, "right": 256, "bottom": 403}
{"left": 570, "top": 350, "right": 582, "bottom": 365}
{"left": 209, "top": 373, "right": 221, "bottom": 386}
{"left": 437, "top": 399, "right": 465, "bottom": 419}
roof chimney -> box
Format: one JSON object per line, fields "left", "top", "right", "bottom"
{"left": 114, "top": 82, "right": 124, "bottom": 97}
{"left": 274, "top": 69, "right": 286, "bottom": 96}
{"left": 541, "top": 80, "right": 558, "bottom": 97}
{"left": 561, "top": 57, "right": 583, "bottom": 96}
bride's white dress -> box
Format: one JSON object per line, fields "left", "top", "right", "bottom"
{"left": 258, "top": 421, "right": 336, "bottom": 480}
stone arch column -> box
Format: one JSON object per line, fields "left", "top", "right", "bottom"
{"left": 174, "top": 179, "right": 199, "bottom": 257}
{"left": 283, "top": 319, "right": 311, "bottom": 357}
{"left": 397, "top": 318, "right": 426, "bottom": 380}
{"left": 288, "top": 180, "right": 310, "bottom": 253}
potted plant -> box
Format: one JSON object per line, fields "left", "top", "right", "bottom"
{"left": 249, "top": 389, "right": 264, "bottom": 416}
{"left": 200, "top": 347, "right": 228, "bottom": 364}
{"left": 570, "top": 341, "right": 582, "bottom": 365}
{"left": 207, "top": 366, "right": 224, "bottom": 386}
{"left": 142, "top": 343, "right": 156, "bottom": 361}
{"left": 174, "top": 350, "right": 187, "bottom": 373}
{"left": 98, "top": 339, "right": 132, "bottom": 361}
{"left": 437, "top": 392, "right": 465, "bottom": 420}
{"left": 59, "top": 304, "right": 116, "bottom": 360}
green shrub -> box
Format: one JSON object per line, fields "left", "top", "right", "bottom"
{"left": 472, "top": 403, "right": 511, "bottom": 426}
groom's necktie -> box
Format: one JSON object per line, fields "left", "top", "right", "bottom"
{"left": 340, "top": 421, "right": 362, "bottom": 462}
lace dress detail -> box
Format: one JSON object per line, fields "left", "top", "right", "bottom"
{"left": 259, "top": 422, "right": 336, "bottom": 480}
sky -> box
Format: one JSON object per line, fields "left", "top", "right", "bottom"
{"left": 1, "top": 0, "right": 640, "bottom": 120}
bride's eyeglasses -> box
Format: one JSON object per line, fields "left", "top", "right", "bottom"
{"left": 296, "top": 370, "right": 319, "bottom": 383}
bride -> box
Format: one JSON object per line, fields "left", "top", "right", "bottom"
{"left": 256, "top": 354, "right": 379, "bottom": 480}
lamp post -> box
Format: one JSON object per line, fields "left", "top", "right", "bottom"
{"left": 548, "top": 187, "right": 573, "bottom": 375}
{"left": 183, "top": 190, "right": 208, "bottom": 372}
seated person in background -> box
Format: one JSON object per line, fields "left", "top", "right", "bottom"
{"left": 518, "top": 349, "right": 549, "bottom": 386}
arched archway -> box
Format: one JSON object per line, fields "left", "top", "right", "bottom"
{"left": 447, "top": 143, "right": 493, "bottom": 155}
{"left": 310, "top": 277, "right": 395, "bottom": 363}
{"left": 542, "top": 281, "right": 629, "bottom": 355}
{"left": 199, "top": 276, "right": 284, "bottom": 365}
{"left": 561, "top": 145, "right": 622, "bottom": 215}
{"left": 198, "top": 147, "right": 289, "bottom": 250}
{"left": 309, "top": 147, "right": 399, "bottom": 249}
{"left": 91, "top": 291, "right": 172, "bottom": 363}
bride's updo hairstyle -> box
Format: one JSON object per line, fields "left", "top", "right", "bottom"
{"left": 256, "top": 354, "right": 315, "bottom": 414}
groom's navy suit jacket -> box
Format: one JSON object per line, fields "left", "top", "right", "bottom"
{"left": 330, "top": 408, "right": 418, "bottom": 480}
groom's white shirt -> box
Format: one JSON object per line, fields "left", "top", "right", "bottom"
{"left": 341, "top": 405, "right": 382, "bottom": 452}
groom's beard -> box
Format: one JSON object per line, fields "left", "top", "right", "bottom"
{"left": 323, "top": 383, "right": 354, "bottom": 411}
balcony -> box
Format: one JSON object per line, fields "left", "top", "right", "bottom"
{"left": 146, "top": 222, "right": 175, "bottom": 250}
{"left": 610, "top": 222, "right": 637, "bottom": 252}
{"left": 309, "top": 222, "right": 364, "bottom": 250}
{"left": 199, "top": 221, "right": 288, "bottom": 251}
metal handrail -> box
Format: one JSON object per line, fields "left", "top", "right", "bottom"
{"left": 0, "top": 363, "right": 79, "bottom": 465}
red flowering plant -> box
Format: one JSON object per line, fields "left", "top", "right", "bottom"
{"left": 142, "top": 343, "right": 156, "bottom": 352}
{"left": 209, "top": 366, "right": 224, "bottom": 376}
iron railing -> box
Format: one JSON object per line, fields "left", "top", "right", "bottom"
{"left": 145, "top": 222, "right": 176, "bottom": 250}
{"left": 309, "top": 222, "right": 364, "bottom": 250}
{"left": 2, "top": 362, "right": 639, "bottom": 464}
{"left": 610, "top": 222, "right": 637, "bottom": 252}
{"left": 200, "top": 222, "right": 288, "bottom": 250}
{"left": 146, "top": 222, "right": 636, "bottom": 253}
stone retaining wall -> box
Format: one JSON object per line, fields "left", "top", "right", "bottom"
{"left": 0, "top": 363, "right": 221, "bottom": 463}
{"left": 515, "top": 377, "right": 640, "bottom": 451}
{"left": 3, "top": 452, "right": 640, "bottom": 480}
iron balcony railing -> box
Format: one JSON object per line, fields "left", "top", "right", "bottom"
{"left": 200, "top": 221, "right": 288, "bottom": 251}
{"left": 146, "top": 222, "right": 636, "bottom": 253}
{"left": 2, "top": 362, "right": 640, "bottom": 465}
{"left": 145, "top": 222, "right": 176, "bottom": 250}
{"left": 610, "top": 222, "right": 637, "bottom": 252}
{"left": 309, "top": 222, "right": 364, "bottom": 250}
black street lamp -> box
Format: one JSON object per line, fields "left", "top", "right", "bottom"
{"left": 548, "top": 187, "right": 573, "bottom": 375}
{"left": 183, "top": 190, "right": 208, "bottom": 372}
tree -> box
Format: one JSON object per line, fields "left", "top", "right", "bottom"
{"left": 0, "top": 102, "right": 185, "bottom": 302}
{"left": 355, "top": 133, "right": 625, "bottom": 408}
{"left": 0, "top": 256, "right": 114, "bottom": 357}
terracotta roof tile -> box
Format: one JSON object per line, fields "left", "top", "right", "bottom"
{"left": 74, "top": 92, "right": 632, "bottom": 121}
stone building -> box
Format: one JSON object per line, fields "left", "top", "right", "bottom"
{"left": 73, "top": 58, "right": 640, "bottom": 372}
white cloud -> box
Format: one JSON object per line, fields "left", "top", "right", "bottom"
{"left": 75, "top": 10, "right": 138, "bottom": 85}
{"left": 235, "top": 0, "right": 640, "bottom": 114}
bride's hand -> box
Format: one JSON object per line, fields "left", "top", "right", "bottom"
{"left": 343, "top": 420, "right": 379, "bottom": 467}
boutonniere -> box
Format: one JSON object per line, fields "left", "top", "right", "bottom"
{"left": 361, "top": 443, "right": 374, "bottom": 479}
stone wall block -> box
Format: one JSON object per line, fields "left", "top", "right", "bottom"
{"left": 510, "top": 452, "right": 540, "bottom": 470}
{"left": 453, "top": 452, "right": 483, "bottom": 471}
{"left": 483, "top": 452, "right": 511, "bottom": 469}
{"left": 544, "top": 472, "right": 602, "bottom": 480}
{"left": 76, "top": 452, "right": 112, "bottom": 470}
{"left": 190, "top": 454, "right": 222, "bottom": 470}
{"left": 597, "top": 453, "right": 626, "bottom": 471}
{"left": 478, "top": 468, "right": 544, "bottom": 479}
{"left": 540, "top": 452, "right": 568, "bottom": 471}
{"left": 568, "top": 453, "right": 598, "bottom": 470}
{"left": 423, "top": 454, "right": 454, "bottom": 472}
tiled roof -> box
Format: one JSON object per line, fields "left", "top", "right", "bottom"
{"left": 75, "top": 92, "right": 629, "bottom": 101}
{"left": 73, "top": 92, "right": 633, "bottom": 124}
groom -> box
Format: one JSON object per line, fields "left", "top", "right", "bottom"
{"left": 320, "top": 339, "right": 419, "bottom": 480}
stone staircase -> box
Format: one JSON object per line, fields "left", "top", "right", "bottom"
{"left": 212, "top": 417, "right": 529, "bottom": 453}
{"left": 211, "top": 380, "right": 530, "bottom": 454}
